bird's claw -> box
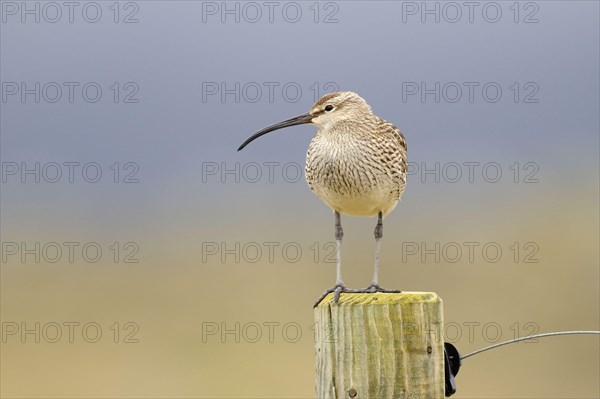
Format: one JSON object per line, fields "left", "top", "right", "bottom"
{"left": 360, "top": 284, "right": 401, "bottom": 294}
{"left": 333, "top": 285, "right": 343, "bottom": 302}
{"left": 313, "top": 284, "right": 357, "bottom": 308}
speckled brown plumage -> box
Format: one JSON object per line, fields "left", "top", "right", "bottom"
{"left": 305, "top": 92, "right": 407, "bottom": 217}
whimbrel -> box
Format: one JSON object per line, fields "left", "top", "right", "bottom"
{"left": 238, "top": 92, "right": 407, "bottom": 305}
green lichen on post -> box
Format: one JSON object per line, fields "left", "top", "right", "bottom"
{"left": 314, "top": 292, "right": 444, "bottom": 399}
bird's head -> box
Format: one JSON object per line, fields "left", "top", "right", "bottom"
{"left": 308, "top": 91, "right": 372, "bottom": 128}
{"left": 237, "top": 91, "right": 371, "bottom": 151}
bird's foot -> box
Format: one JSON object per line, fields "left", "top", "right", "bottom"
{"left": 313, "top": 284, "right": 359, "bottom": 308}
{"left": 357, "top": 284, "right": 402, "bottom": 294}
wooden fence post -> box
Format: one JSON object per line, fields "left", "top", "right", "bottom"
{"left": 314, "top": 292, "right": 444, "bottom": 399}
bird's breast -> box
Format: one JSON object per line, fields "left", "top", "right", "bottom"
{"left": 305, "top": 130, "right": 405, "bottom": 216}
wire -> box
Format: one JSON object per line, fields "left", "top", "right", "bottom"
{"left": 461, "top": 330, "right": 600, "bottom": 361}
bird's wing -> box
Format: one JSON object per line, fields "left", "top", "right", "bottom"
{"left": 379, "top": 119, "right": 408, "bottom": 178}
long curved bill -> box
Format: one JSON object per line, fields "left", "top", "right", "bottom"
{"left": 237, "top": 113, "right": 313, "bottom": 151}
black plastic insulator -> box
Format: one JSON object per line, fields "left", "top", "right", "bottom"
{"left": 444, "top": 342, "right": 461, "bottom": 397}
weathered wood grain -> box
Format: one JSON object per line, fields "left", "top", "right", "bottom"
{"left": 314, "top": 292, "right": 444, "bottom": 399}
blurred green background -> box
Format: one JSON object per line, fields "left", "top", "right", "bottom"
{"left": 1, "top": 1, "right": 598, "bottom": 397}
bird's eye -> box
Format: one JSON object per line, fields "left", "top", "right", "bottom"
{"left": 324, "top": 105, "right": 334, "bottom": 112}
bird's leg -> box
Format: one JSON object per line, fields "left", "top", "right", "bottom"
{"left": 314, "top": 211, "right": 356, "bottom": 307}
{"left": 371, "top": 211, "right": 383, "bottom": 288}
{"left": 334, "top": 210, "right": 344, "bottom": 286}
{"left": 360, "top": 211, "right": 401, "bottom": 294}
